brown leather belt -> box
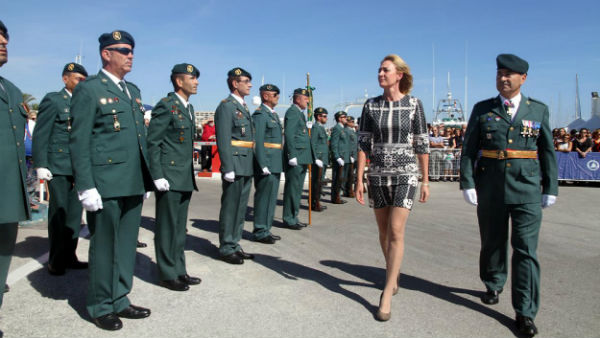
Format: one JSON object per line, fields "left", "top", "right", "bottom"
{"left": 481, "top": 149, "right": 537, "bottom": 159}
{"left": 263, "top": 142, "right": 282, "bottom": 149}
{"left": 231, "top": 140, "right": 254, "bottom": 148}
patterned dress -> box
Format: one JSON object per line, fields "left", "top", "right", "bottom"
{"left": 358, "top": 95, "right": 429, "bottom": 209}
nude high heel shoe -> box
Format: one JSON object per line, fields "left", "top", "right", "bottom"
{"left": 375, "top": 292, "right": 391, "bottom": 322}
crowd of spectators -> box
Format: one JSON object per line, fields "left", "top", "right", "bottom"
{"left": 553, "top": 127, "right": 600, "bottom": 157}
{"left": 427, "top": 124, "right": 465, "bottom": 181}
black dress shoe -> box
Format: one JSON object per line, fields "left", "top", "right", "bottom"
{"left": 117, "top": 304, "right": 151, "bottom": 319}
{"left": 136, "top": 241, "right": 147, "bottom": 248}
{"left": 516, "top": 315, "right": 538, "bottom": 336}
{"left": 270, "top": 234, "right": 281, "bottom": 241}
{"left": 297, "top": 222, "right": 308, "bottom": 227}
{"left": 159, "top": 279, "right": 189, "bottom": 291}
{"left": 236, "top": 249, "right": 254, "bottom": 259}
{"left": 253, "top": 236, "right": 276, "bottom": 244}
{"left": 178, "top": 274, "right": 202, "bottom": 285}
{"left": 48, "top": 264, "right": 66, "bottom": 276}
{"left": 67, "top": 260, "right": 88, "bottom": 269}
{"left": 285, "top": 223, "right": 303, "bottom": 230}
{"left": 93, "top": 313, "right": 123, "bottom": 331}
{"left": 481, "top": 288, "right": 502, "bottom": 305}
{"left": 4, "top": 284, "right": 9, "bottom": 293}
{"left": 221, "top": 252, "right": 244, "bottom": 265}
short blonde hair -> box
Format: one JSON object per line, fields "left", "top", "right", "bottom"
{"left": 381, "top": 54, "right": 413, "bottom": 94}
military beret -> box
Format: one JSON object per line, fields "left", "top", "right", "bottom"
{"left": 496, "top": 53, "right": 529, "bottom": 74}
{"left": 259, "top": 84, "right": 280, "bottom": 93}
{"left": 98, "top": 30, "right": 135, "bottom": 50}
{"left": 62, "top": 63, "right": 88, "bottom": 77}
{"left": 172, "top": 63, "right": 200, "bottom": 78}
{"left": 227, "top": 67, "right": 252, "bottom": 80}
{"left": 293, "top": 88, "right": 309, "bottom": 97}
{"left": 0, "top": 20, "right": 8, "bottom": 40}
{"left": 347, "top": 116, "right": 355, "bottom": 122}
{"left": 334, "top": 111, "right": 347, "bottom": 119}
{"left": 314, "top": 107, "right": 328, "bottom": 116}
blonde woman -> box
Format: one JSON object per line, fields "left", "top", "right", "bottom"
{"left": 355, "top": 54, "right": 430, "bottom": 321}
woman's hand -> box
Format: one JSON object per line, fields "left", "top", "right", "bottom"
{"left": 418, "top": 184, "right": 429, "bottom": 203}
{"left": 355, "top": 180, "right": 365, "bottom": 205}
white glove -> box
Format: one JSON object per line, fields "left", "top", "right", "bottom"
{"left": 462, "top": 188, "right": 478, "bottom": 206}
{"left": 223, "top": 171, "right": 235, "bottom": 182}
{"left": 36, "top": 168, "right": 53, "bottom": 181}
{"left": 288, "top": 157, "right": 298, "bottom": 167}
{"left": 78, "top": 188, "right": 103, "bottom": 212}
{"left": 350, "top": 156, "right": 355, "bottom": 164}
{"left": 336, "top": 158, "right": 344, "bottom": 166}
{"left": 315, "top": 159, "right": 323, "bottom": 168}
{"left": 144, "top": 191, "right": 152, "bottom": 200}
{"left": 262, "top": 167, "right": 271, "bottom": 175}
{"left": 542, "top": 194, "right": 556, "bottom": 208}
{"left": 153, "top": 178, "right": 170, "bottom": 191}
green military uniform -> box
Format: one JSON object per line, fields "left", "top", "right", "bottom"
{"left": 330, "top": 113, "right": 350, "bottom": 203}
{"left": 460, "top": 61, "right": 558, "bottom": 320}
{"left": 310, "top": 107, "right": 329, "bottom": 209}
{"left": 33, "top": 84, "right": 84, "bottom": 272}
{"left": 0, "top": 72, "right": 31, "bottom": 303}
{"left": 147, "top": 91, "right": 198, "bottom": 282}
{"left": 215, "top": 93, "right": 254, "bottom": 256}
{"left": 282, "top": 101, "right": 312, "bottom": 226}
{"left": 343, "top": 122, "right": 357, "bottom": 197}
{"left": 70, "top": 61, "right": 153, "bottom": 317}
{"left": 252, "top": 101, "right": 283, "bottom": 240}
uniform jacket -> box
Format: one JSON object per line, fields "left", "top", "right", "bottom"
{"left": 215, "top": 94, "right": 254, "bottom": 176}
{"left": 460, "top": 95, "right": 558, "bottom": 204}
{"left": 252, "top": 104, "right": 283, "bottom": 174}
{"left": 310, "top": 122, "right": 329, "bottom": 165}
{"left": 33, "top": 88, "right": 74, "bottom": 175}
{"left": 283, "top": 104, "right": 312, "bottom": 165}
{"left": 330, "top": 123, "right": 350, "bottom": 162}
{"left": 345, "top": 126, "right": 357, "bottom": 159}
{"left": 69, "top": 70, "right": 153, "bottom": 198}
{"left": 147, "top": 92, "right": 198, "bottom": 192}
{"left": 0, "top": 76, "right": 31, "bottom": 222}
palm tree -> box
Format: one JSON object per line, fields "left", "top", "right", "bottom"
{"left": 22, "top": 93, "right": 36, "bottom": 110}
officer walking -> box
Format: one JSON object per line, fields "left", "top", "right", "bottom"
{"left": 33, "top": 62, "right": 88, "bottom": 276}
{"left": 215, "top": 67, "right": 255, "bottom": 264}
{"left": 282, "top": 88, "right": 312, "bottom": 229}
{"left": 343, "top": 116, "right": 357, "bottom": 198}
{"left": 147, "top": 63, "right": 201, "bottom": 291}
{"left": 310, "top": 107, "right": 329, "bottom": 212}
{"left": 330, "top": 111, "right": 349, "bottom": 204}
{"left": 0, "top": 19, "right": 31, "bottom": 309}
{"left": 69, "top": 30, "right": 153, "bottom": 330}
{"left": 460, "top": 54, "right": 558, "bottom": 337}
{"left": 251, "top": 84, "right": 283, "bottom": 244}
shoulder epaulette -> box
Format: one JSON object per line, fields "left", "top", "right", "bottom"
{"left": 161, "top": 97, "right": 169, "bottom": 102}
{"left": 127, "top": 82, "right": 140, "bottom": 90}
{"left": 85, "top": 75, "right": 98, "bottom": 82}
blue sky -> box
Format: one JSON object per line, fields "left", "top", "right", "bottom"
{"left": 1, "top": 0, "right": 598, "bottom": 128}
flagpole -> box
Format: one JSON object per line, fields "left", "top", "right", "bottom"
{"left": 306, "top": 73, "right": 313, "bottom": 225}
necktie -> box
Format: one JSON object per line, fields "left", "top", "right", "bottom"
{"left": 187, "top": 105, "right": 193, "bottom": 120}
{"left": 504, "top": 99, "right": 514, "bottom": 118}
{"left": 0, "top": 78, "right": 7, "bottom": 100}
{"left": 119, "top": 80, "right": 131, "bottom": 99}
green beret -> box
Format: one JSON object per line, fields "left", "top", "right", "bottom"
{"left": 347, "top": 116, "right": 355, "bottom": 122}
{"left": 259, "top": 84, "right": 280, "bottom": 93}
{"left": 334, "top": 111, "right": 347, "bottom": 119}
{"left": 172, "top": 63, "right": 200, "bottom": 78}
{"left": 314, "top": 107, "right": 328, "bottom": 116}
{"left": 99, "top": 30, "right": 135, "bottom": 50}
{"left": 293, "top": 88, "right": 309, "bottom": 97}
{"left": 62, "top": 63, "right": 88, "bottom": 77}
{"left": 227, "top": 67, "right": 252, "bottom": 80}
{"left": 0, "top": 20, "right": 8, "bottom": 40}
{"left": 496, "top": 53, "right": 529, "bottom": 74}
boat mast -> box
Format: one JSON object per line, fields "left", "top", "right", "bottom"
{"left": 464, "top": 41, "right": 468, "bottom": 117}
{"left": 432, "top": 44, "right": 435, "bottom": 119}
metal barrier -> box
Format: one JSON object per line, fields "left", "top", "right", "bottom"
{"left": 429, "top": 148, "right": 461, "bottom": 181}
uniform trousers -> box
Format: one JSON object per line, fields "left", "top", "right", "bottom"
{"left": 331, "top": 161, "right": 345, "bottom": 201}
{"left": 218, "top": 176, "right": 252, "bottom": 256}
{"left": 253, "top": 173, "right": 280, "bottom": 240}
{"left": 310, "top": 165, "right": 323, "bottom": 206}
{"left": 0, "top": 223, "right": 18, "bottom": 307}
{"left": 343, "top": 163, "right": 355, "bottom": 196}
{"left": 154, "top": 190, "right": 192, "bottom": 281}
{"left": 86, "top": 195, "right": 142, "bottom": 318}
{"left": 477, "top": 199, "right": 542, "bottom": 318}
{"left": 282, "top": 164, "right": 306, "bottom": 225}
{"left": 47, "top": 175, "right": 83, "bottom": 268}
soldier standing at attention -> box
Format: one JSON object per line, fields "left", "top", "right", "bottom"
{"left": 251, "top": 84, "right": 283, "bottom": 244}
{"left": 310, "top": 107, "right": 329, "bottom": 212}
{"left": 0, "top": 19, "right": 31, "bottom": 311}
{"left": 147, "top": 63, "right": 201, "bottom": 291}
{"left": 460, "top": 54, "right": 558, "bottom": 337}
{"left": 343, "top": 116, "right": 357, "bottom": 198}
{"left": 282, "top": 88, "right": 312, "bottom": 229}
{"left": 330, "top": 111, "right": 349, "bottom": 204}
{"left": 215, "top": 67, "right": 255, "bottom": 264}
{"left": 69, "top": 30, "right": 153, "bottom": 331}
{"left": 33, "top": 62, "right": 88, "bottom": 276}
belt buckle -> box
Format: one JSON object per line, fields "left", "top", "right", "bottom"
{"left": 497, "top": 150, "right": 507, "bottom": 159}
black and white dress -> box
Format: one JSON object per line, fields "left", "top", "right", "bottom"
{"left": 358, "top": 95, "right": 429, "bottom": 209}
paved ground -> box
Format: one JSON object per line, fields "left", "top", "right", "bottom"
{"left": 1, "top": 178, "right": 598, "bottom": 337}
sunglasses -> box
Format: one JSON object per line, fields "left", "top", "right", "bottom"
{"left": 105, "top": 47, "right": 134, "bottom": 55}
